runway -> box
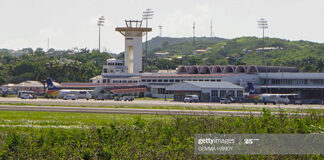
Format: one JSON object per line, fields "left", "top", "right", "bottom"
{"left": 0, "top": 105, "right": 313, "bottom": 117}
{"left": 0, "top": 97, "right": 323, "bottom": 110}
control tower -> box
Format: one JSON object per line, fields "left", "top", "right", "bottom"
{"left": 116, "top": 20, "right": 152, "bottom": 74}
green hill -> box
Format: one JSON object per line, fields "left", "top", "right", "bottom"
{"left": 144, "top": 36, "right": 324, "bottom": 72}
{"left": 144, "top": 36, "right": 226, "bottom": 53}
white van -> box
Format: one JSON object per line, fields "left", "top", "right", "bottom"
{"left": 184, "top": 95, "right": 199, "bottom": 103}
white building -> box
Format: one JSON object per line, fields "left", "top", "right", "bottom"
{"left": 166, "top": 81, "right": 244, "bottom": 102}
{"left": 102, "top": 58, "right": 128, "bottom": 74}
{"left": 116, "top": 20, "right": 151, "bottom": 73}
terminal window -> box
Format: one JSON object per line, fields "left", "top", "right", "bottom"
{"left": 158, "top": 88, "right": 166, "bottom": 94}
{"left": 220, "top": 90, "right": 226, "bottom": 97}
{"left": 211, "top": 90, "right": 218, "bottom": 97}
{"left": 237, "top": 91, "right": 243, "bottom": 97}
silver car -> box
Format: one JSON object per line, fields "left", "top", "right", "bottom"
{"left": 63, "top": 94, "right": 77, "bottom": 100}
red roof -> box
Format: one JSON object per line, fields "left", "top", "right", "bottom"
{"left": 141, "top": 73, "right": 236, "bottom": 78}
{"left": 59, "top": 83, "right": 137, "bottom": 88}
{"left": 110, "top": 87, "right": 149, "bottom": 94}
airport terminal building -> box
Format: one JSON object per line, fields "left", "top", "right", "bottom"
{"left": 89, "top": 20, "right": 324, "bottom": 103}
{"left": 89, "top": 58, "right": 324, "bottom": 103}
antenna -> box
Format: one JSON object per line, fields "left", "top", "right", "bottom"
{"left": 210, "top": 19, "right": 213, "bottom": 37}
{"left": 158, "top": 25, "right": 163, "bottom": 37}
{"left": 47, "top": 38, "right": 50, "bottom": 50}
{"left": 193, "top": 21, "right": 196, "bottom": 46}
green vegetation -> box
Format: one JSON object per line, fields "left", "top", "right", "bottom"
{"left": 1, "top": 36, "right": 324, "bottom": 84}
{"left": 0, "top": 109, "right": 323, "bottom": 159}
{"left": 0, "top": 49, "right": 111, "bottom": 85}
{"left": 145, "top": 36, "right": 324, "bottom": 72}
{"left": 0, "top": 111, "right": 172, "bottom": 126}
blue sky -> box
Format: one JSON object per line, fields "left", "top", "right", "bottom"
{"left": 0, "top": 0, "right": 323, "bottom": 53}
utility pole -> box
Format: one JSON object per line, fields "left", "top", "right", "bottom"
{"left": 193, "top": 21, "right": 196, "bottom": 46}
{"left": 142, "top": 8, "right": 154, "bottom": 71}
{"left": 97, "top": 16, "right": 105, "bottom": 53}
{"left": 158, "top": 25, "right": 163, "bottom": 37}
{"left": 258, "top": 18, "right": 268, "bottom": 66}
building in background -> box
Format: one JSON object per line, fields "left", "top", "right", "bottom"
{"left": 166, "top": 81, "right": 244, "bottom": 102}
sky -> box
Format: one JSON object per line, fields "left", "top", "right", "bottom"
{"left": 0, "top": 0, "right": 324, "bottom": 53}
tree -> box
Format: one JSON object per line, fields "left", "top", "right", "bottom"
{"left": 316, "top": 58, "right": 324, "bottom": 72}
{"left": 22, "top": 48, "right": 34, "bottom": 54}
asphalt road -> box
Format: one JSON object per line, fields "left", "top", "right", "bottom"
{"left": 0, "top": 97, "right": 323, "bottom": 110}
{"left": 0, "top": 105, "right": 312, "bottom": 117}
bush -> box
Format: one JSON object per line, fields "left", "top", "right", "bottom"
{"left": 0, "top": 110, "right": 322, "bottom": 159}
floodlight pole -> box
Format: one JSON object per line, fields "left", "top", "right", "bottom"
{"left": 97, "top": 16, "right": 105, "bottom": 53}
{"left": 258, "top": 18, "right": 268, "bottom": 66}
{"left": 142, "top": 9, "right": 154, "bottom": 72}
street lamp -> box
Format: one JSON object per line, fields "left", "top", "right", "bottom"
{"left": 258, "top": 18, "right": 268, "bottom": 66}
{"left": 97, "top": 16, "right": 105, "bottom": 53}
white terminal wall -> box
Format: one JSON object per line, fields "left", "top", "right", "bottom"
{"left": 125, "top": 36, "right": 143, "bottom": 74}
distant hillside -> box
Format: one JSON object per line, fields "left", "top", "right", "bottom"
{"left": 144, "top": 36, "right": 226, "bottom": 53}
{"left": 144, "top": 36, "right": 324, "bottom": 72}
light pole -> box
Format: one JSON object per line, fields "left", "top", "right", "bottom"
{"left": 97, "top": 16, "right": 105, "bottom": 53}
{"left": 142, "top": 8, "right": 154, "bottom": 71}
{"left": 258, "top": 18, "right": 268, "bottom": 66}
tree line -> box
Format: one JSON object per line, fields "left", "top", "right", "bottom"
{"left": 0, "top": 48, "right": 111, "bottom": 85}
{"left": 1, "top": 36, "right": 324, "bottom": 84}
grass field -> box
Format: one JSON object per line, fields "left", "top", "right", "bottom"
{"left": 0, "top": 111, "right": 172, "bottom": 127}
{"left": 1, "top": 101, "right": 324, "bottom": 114}
{"left": 0, "top": 109, "right": 323, "bottom": 159}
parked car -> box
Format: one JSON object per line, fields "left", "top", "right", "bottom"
{"left": 220, "top": 98, "right": 232, "bottom": 104}
{"left": 184, "top": 95, "right": 199, "bottom": 103}
{"left": 122, "top": 96, "right": 134, "bottom": 101}
{"left": 114, "top": 96, "right": 122, "bottom": 101}
{"left": 96, "top": 96, "right": 105, "bottom": 101}
{"left": 63, "top": 94, "right": 77, "bottom": 100}
{"left": 21, "top": 94, "right": 36, "bottom": 99}
{"left": 114, "top": 96, "right": 134, "bottom": 101}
